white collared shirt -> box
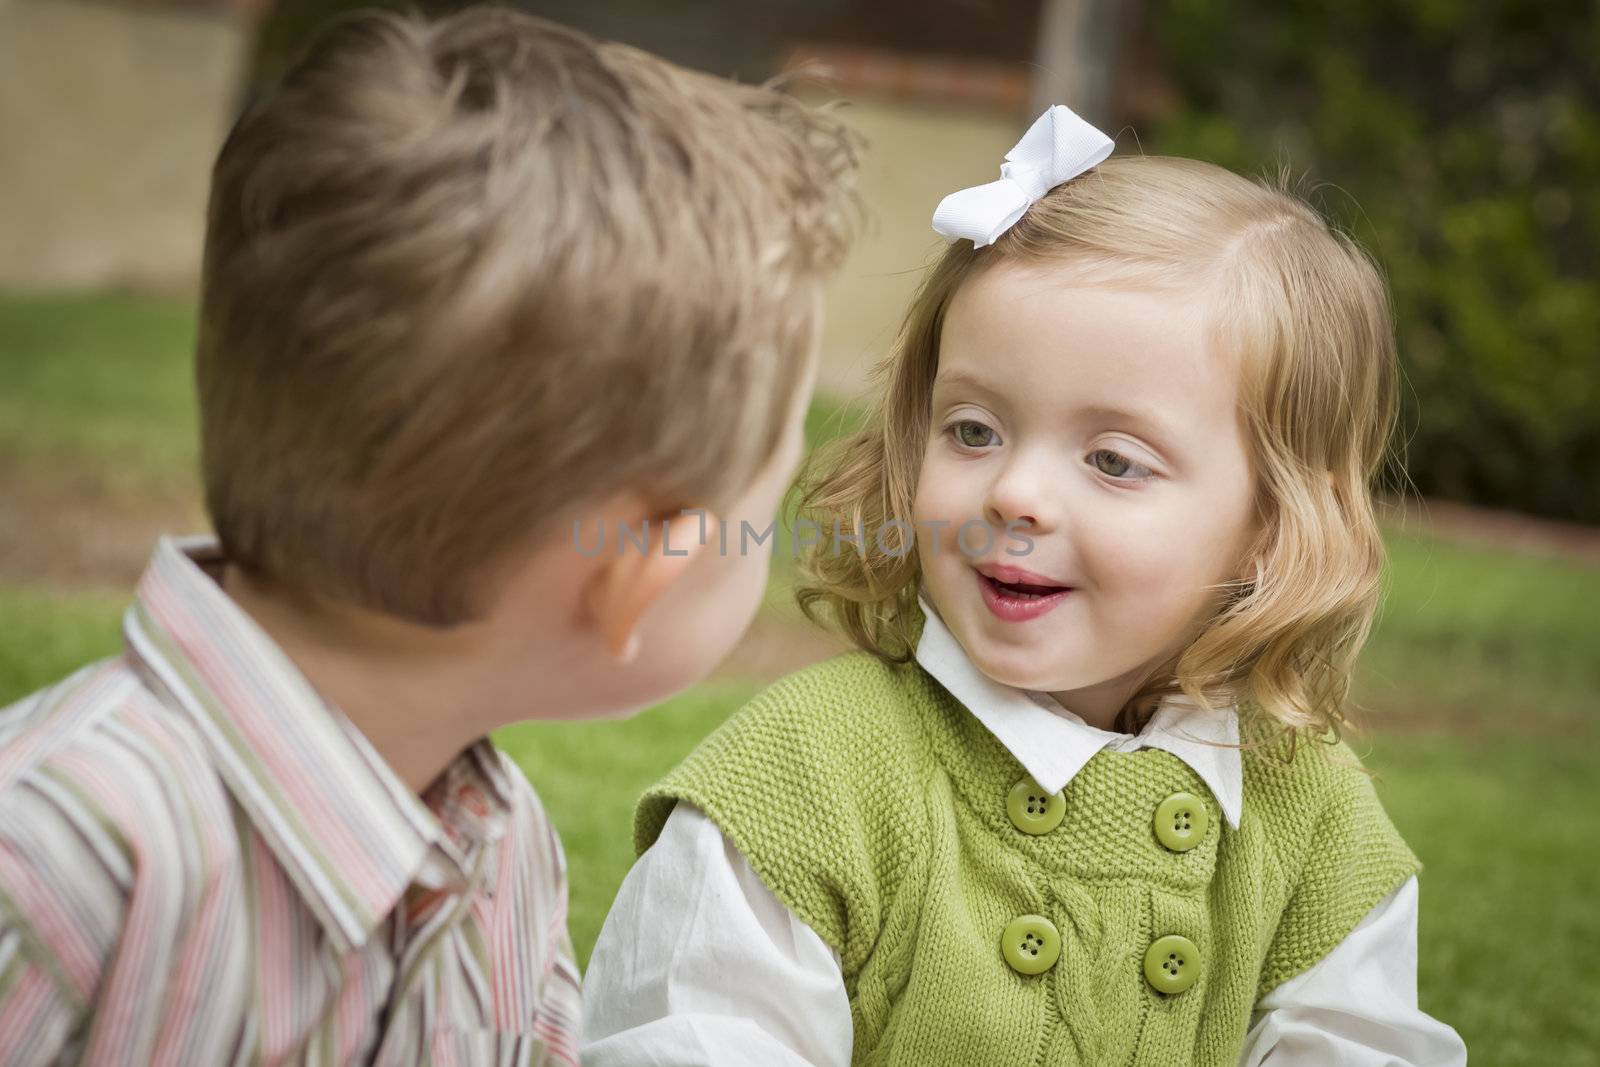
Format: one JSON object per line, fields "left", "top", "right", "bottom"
{"left": 914, "top": 592, "right": 1245, "bottom": 828}
{"left": 582, "top": 601, "right": 1467, "bottom": 1066}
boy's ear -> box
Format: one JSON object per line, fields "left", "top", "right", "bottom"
{"left": 579, "top": 511, "right": 719, "bottom": 664}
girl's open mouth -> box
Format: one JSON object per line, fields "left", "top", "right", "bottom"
{"left": 976, "top": 570, "right": 1072, "bottom": 622}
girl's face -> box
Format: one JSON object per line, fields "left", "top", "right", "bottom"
{"left": 912, "top": 261, "right": 1260, "bottom": 726}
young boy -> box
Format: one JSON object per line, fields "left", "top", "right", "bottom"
{"left": 0, "top": 7, "right": 856, "bottom": 1064}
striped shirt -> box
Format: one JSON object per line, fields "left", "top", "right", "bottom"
{"left": 0, "top": 538, "right": 582, "bottom": 1065}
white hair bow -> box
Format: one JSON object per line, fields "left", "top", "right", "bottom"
{"left": 931, "top": 105, "right": 1114, "bottom": 248}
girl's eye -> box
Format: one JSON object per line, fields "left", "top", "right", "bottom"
{"left": 1089, "top": 448, "right": 1153, "bottom": 480}
{"left": 949, "top": 420, "right": 998, "bottom": 449}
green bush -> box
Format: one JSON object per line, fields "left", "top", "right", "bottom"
{"left": 1148, "top": 0, "right": 1598, "bottom": 521}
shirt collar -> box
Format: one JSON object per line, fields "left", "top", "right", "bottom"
{"left": 122, "top": 536, "right": 514, "bottom": 953}
{"left": 913, "top": 594, "right": 1242, "bottom": 828}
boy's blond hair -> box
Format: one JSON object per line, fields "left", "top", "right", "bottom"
{"left": 198, "top": 6, "right": 857, "bottom": 624}
{"left": 797, "top": 156, "right": 1397, "bottom": 738}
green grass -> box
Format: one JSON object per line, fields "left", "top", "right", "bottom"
{"left": 0, "top": 586, "right": 127, "bottom": 698}
{"left": 1357, "top": 527, "right": 1600, "bottom": 726}
{"left": 0, "top": 292, "right": 199, "bottom": 493}
{"left": 0, "top": 585, "right": 126, "bottom": 710}
{"left": 493, "top": 688, "right": 758, "bottom": 961}
{"left": 1367, "top": 732, "right": 1600, "bottom": 1066}
{"left": 804, "top": 389, "right": 870, "bottom": 450}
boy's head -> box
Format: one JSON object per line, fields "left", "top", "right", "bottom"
{"left": 197, "top": 5, "right": 857, "bottom": 631}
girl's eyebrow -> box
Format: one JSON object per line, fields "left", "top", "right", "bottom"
{"left": 1075, "top": 402, "right": 1175, "bottom": 438}
{"left": 931, "top": 370, "right": 1004, "bottom": 401}
{"left": 934, "top": 372, "right": 1175, "bottom": 440}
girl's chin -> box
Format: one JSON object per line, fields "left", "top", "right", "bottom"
{"left": 957, "top": 626, "right": 1112, "bottom": 692}
{"left": 965, "top": 643, "right": 1073, "bottom": 692}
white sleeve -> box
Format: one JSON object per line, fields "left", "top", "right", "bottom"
{"left": 581, "top": 802, "right": 853, "bottom": 1067}
{"left": 1239, "top": 876, "right": 1467, "bottom": 1066}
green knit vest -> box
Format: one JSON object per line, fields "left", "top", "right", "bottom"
{"left": 636, "top": 650, "right": 1420, "bottom": 1066}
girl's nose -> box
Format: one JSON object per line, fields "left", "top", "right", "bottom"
{"left": 983, "top": 455, "right": 1061, "bottom": 535}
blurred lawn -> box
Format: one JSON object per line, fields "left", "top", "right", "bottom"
{"left": 4, "top": 291, "right": 1598, "bottom": 1064}
{"left": 0, "top": 291, "right": 199, "bottom": 493}
{"left": 1358, "top": 530, "right": 1600, "bottom": 728}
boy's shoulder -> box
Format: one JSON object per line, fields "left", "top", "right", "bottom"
{"left": 0, "top": 657, "right": 234, "bottom": 1004}
{"left": 0, "top": 656, "right": 210, "bottom": 799}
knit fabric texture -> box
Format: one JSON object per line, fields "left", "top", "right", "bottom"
{"left": 635, "top": 650, "right": 1421, "bottom": 1067}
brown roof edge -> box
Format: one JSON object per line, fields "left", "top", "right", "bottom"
{"left": 114, "top": 0, "right": 272, "bottom": 18}
{"left": 775, "top": 42, "right": 1032, "bottom": 112}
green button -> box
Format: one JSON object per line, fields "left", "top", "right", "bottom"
{"left": 1144, "top": 934, "right": 1200, "bottom": 994}
{"left": 1001, "top": 915, "right": 1061, "bottom": 975}
{"left": 1006, "top": 777, "right": 1066, "bottom": 835}
{"left": 1153, "top": 791, "right": 1208, "bottom": 852}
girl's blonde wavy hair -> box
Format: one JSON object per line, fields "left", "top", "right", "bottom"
{"left": 796, "top": 155, "right": 1399, "bottom": 738}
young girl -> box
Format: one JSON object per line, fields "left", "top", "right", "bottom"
{"left": 581, "top": 107, "right": 1466, "bottom": 1066}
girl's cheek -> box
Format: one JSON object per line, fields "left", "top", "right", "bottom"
{"left": 910, "top": 460, "right": 940, "bottom": 520}
{"left": 912, "top": 463, "right": 969, "bottom": 524}
{"left": 1112, "top": 539, "right": 1231, "bottom": 630}
{"left": 1083, "top": 531, "right": 1202, "bottom": 619}
{"left": 1079, "top": 516, "right": 1160, "bottom": 573}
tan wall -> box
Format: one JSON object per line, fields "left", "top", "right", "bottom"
{"left": 0, "top": 0, "right": 249, "bottom": 292}
{"left": 806, "top": 95, "right": 1021, "bottom": 401}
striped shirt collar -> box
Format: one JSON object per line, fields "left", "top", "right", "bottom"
{"left": 914, "top": 593, "right": 1243, "bottom": 828}
{"left": 122, "top": 535, "right": 517, "bottom": 954}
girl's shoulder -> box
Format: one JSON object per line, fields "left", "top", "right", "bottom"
{"left": 692, "top": 647, "right": 939, "bottom": 774}
{"left": 738, "top": 647, "right": 934, "bottom": 730}
{"left": 633, "top": 650, "right": 936, "bottom": 847}
{"left": 633, "top": 650, "right": 940, "bottom": 959}
{"left": 1238, "top": 720, "right": 1384, "bottom": 806}
{"left": 1239, "top": 725, "right": 1422, "bottom": 993}
{"left": 1237, "top": 722, "right": 1418, "bottom": 909}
